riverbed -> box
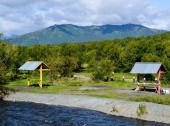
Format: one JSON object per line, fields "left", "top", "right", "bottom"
{"left": 0, "top": 101, "right": 169, "bottom": 126}
{"left": 4, "top": 92, "right": 170, "bottom": 125}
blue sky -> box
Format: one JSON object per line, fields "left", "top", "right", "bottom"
{"left": 148, "top": 0, "right": 170, "bottom": 9}
{"left": 0, "top": 0, "right": 170, "bottom": 36}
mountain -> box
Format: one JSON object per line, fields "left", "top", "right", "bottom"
{"left": 8, "top": 24, "right": 166, "bottom": 45}
{"left": 0, "top": 34, "right": 18, "bottom": 40}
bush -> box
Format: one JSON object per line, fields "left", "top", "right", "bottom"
{"left": 136, "top": 104, "right": 148, "bottom": 117}
{"left": 48, "top": 56, "right": 78, "bottom": 80}
{"left": 0, "top": 86, "right": 14, "bottom": 100}
{"left": 112, "top": 106, "right": 119, "bottom": 113}
{"left": 162, "top": 71, "right": 170, "bottom": 85}
{"left": 92, "top": 59, "right": 114, "bottom": 81}
{"left": 0, "top": 61, "right": 8, "bottom": 84}
{"left": 0, "top": 61, "right": 11, "bottom": 100}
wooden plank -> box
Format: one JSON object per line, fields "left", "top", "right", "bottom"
{"left": 39, "top": 64, "right": 43, "bottom": 88}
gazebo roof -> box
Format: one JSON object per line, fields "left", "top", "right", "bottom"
{"left": 130, "top": 62, "right": 166, "bottom": 74}
{"left": 19, "top": 61, "right": 49, "bottom": 71}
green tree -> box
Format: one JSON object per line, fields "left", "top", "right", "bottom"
{"left": 50, "top": 56, "right": 78, "bottom": 78}
{"left": 92, "top": 59, "right": 114, "bottom": 81}
{"left": 141, "top": 53, "right": 159, "bottom": 62}
{"left": 60, "top": 56, "right": 78, "bottom": 77}
{"left": 0, "top": 61, "right": 11, "bottom": 100}
{"left": 0, "top": 61, "right": 8, "bottom": 84}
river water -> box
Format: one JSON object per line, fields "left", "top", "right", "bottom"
{"left": 0, "top": 101, "right": 169, "bottom": 126}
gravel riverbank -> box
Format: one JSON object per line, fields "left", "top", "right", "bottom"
{"left": 5, "top": 92, "right": 170, "bottom": 124}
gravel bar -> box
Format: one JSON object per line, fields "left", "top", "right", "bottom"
{"left": 5, "top": 92, "right": 170, "bottom": 124}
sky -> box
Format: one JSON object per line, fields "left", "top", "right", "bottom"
{"left": 0, "top": 0, "right": 170, "bottom": 36}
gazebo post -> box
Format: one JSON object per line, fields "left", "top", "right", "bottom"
{"left": 157, "top": 70, "right": 164, "bottom": 94}
{"left": 137, "top": 74, "right": 139, "bottom": 82}
{"left": 27, "top": 71, "right": 30, "bottom": 86}
{"left": 39, "top": 64, "right": 43, "bottom": 88}
{"left": 27, "top": 78, "right": 30, "bottom": 86}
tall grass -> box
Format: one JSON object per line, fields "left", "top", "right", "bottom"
{"left": 129, "top": 95, "right": 170, "bottom": 105}
{"left": 136, "top": 104, "right": 148, "bottom": 117}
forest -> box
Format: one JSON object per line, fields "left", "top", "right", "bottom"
{"left": 1, "top": 32, "right": 170, "bottom": 86}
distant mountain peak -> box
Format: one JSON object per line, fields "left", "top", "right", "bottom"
{"left": 8, "top": 24, "right": 166, "bottom": 46}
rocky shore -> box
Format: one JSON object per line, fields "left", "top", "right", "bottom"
{"left": 5, "top": 92, "right": 170, "bottom": 124}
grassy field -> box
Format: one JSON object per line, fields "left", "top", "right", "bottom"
{"left": 6, "top": 72, "right": 170, "bottom": 105}
{"left": 7, "top": 72, "right": 135, "bottom": 97}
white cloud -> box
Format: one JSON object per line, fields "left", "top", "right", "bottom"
{"left": 0, "top": 0, "right": 170, "bottom": 36}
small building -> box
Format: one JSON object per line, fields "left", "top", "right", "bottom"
{"left": 19, "top": 61, "right": 50, "bottom": 88}
{"left": 130, "top": 62, "right": 166, "bottom": 94}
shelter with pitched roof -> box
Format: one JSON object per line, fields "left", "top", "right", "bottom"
{"left": 130, "top": 62, "right": 166, "bottom": 94}
{"left": 19, "top": 61, "right": 50, "bottom": 88}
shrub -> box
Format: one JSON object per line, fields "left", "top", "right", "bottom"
{"left": 0, "top": 61, "right": 8, "bottom": 84}
{"left": 112, "top": 106, "right": 119, "bottom": 113}
{"left": 0, "top": 86, "right": 14, "bottom": 100}
{"left": 92, "top": 59, "right": 114, "bottom": 81}
{"left": 136, "top": 104, "right": 148, "bottom": 117}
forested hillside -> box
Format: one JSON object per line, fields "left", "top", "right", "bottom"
{"left": 1, "top": 32, "right": 170, "bottom": 82}
{"left": 8, "top": 24, "right": 165, "bottom": 45}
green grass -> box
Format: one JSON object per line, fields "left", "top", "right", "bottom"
{"left": 6, "top": 72, "right": 170, "bottom": 105}
{"left": 7, "top": 72, "right": 134, "bottom": 98}
{"left": 129, "top": 95, "right": 170, "bottom": 105}
{"left": 113, "top": 73, "right": 135, "bottom": 80}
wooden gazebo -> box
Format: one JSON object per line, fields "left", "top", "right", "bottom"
{"left": 130, "top": 62, "right": 166, "bottom": 94}
{"left": 19, "top": 61, "right": 50, "bottom": 88}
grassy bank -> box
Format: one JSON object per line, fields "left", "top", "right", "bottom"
{"left": 129, "top": 95, "right": 170, "bottom": 105}
{"left": 7, "top": 72, "right": 134, "bottom": 98}
{"left": 6, "top": 72, "right": 170, "bottom": 105}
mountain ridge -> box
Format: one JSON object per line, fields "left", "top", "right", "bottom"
{"left": 8, "top": 23, "right": 166, "bottom": 45}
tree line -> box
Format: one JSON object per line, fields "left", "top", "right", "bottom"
{"left": 1, "top": 32, "right": 170, "bottom": 84}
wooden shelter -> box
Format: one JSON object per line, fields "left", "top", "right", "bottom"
{"left": 19, "top": 61, "right": 50, "bottom": 88}
{"left": 130, "top": 62, "right": 166, "bottom": 94}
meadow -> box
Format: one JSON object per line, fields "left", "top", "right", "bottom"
{"left": 6, "top": 72, "right": 170, "bottom": 105}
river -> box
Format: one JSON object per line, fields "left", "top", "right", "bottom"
{"left": 0, "top": 101, "right": 168, "bottom": 126}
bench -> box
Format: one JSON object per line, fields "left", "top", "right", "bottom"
{"left": 134, "top": 82, "right": 160, "bottom": 93}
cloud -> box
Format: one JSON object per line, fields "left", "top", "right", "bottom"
{"left": 0, "top": 0, "right": 170, "bottom": 36}
{"left": 136, "top": 5, "right": 170, "bottom": 30}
